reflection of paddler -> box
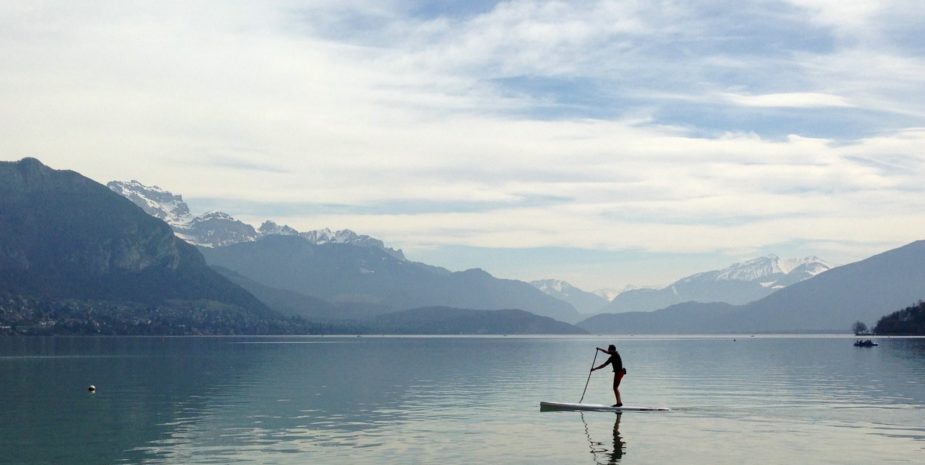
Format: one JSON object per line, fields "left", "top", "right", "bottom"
{"left": 591, "top": 345, "right": 626, "bottom": 407}
{"left": 581, "top": 412, "right": 626, "bottom": 465}
{"left": 608, "top": 414, "right": 625, "bottom": 464}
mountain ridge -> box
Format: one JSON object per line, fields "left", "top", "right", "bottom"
{"left": 530, "top": 279, "right": 609, "bottom": 314}
{"left": 201, "top": 235, "right": 583, "bottom": 323}
{"left": 579, "top": 240, "right": 925, "bottom": 333}
{"left": 107, "top": 180, "right": 406, "bottom": 258}
{"left": 111, "top": 179, "right": 582, "bottom": 323}
{"left": 602, "top": 254, "right": 831, "bottom": 313}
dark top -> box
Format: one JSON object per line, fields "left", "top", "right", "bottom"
{"left": 603, "top": 352, "right": 623, "bottom": 373}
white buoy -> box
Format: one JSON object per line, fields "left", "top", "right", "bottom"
{"left": 88, "top": 385, "right": 96, "bottom": 393}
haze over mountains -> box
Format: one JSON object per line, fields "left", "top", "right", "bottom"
{"left": 0, "top": 159, "right": 586, "bottom": 335}
{"left": 579, "top": 241, "right": 925, "bottom": 333}
{"left": 100, "top": 176, "right": 900, "bottom": 335}
{"left": 201, "top": 235, "right": 581, "bottom": 322}
{"left": 531, "top": 256, "right": 831, "bottom": 315}
{"left": 110, "top": 179, "right": 582, "bottom": 324}
{"left": 601, "top": 255, "right": 831, "bottom": 313}
{"left": 530, "top": 279, "right": 609, "bottom": 314}
{"left": 109, "top": 180, "right": 839, "bottom": 326}
{"left": 6, "top": 158, "right": 925, "bottom": 335}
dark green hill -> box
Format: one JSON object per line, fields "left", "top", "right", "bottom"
{"left": 874, "top": 301, "right": 925, "bottom": 335}
{"left": 0, "top": 158, "right": 312, "bottom": 334}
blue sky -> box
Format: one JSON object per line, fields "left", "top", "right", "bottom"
{"left": 2, "top": 1, "right": 925, "bottom": 290}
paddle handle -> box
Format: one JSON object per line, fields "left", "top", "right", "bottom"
{"left": 579, "top": 350, "right": 599, "bottom": 403}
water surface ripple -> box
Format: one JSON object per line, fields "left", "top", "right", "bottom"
{"left": 1, "top": 335, "right": 923, "bottom": 464}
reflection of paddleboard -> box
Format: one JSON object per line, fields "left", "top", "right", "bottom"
{"left": 540, "top": 401, "right": 670, "bottom": 412}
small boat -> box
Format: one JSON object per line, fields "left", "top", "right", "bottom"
{"left": 853, "top": 339, "right": 878, "bottom": 347}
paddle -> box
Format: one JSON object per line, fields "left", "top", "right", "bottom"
{"left": 579, "top": 349, "right": 599, "bottom": 403}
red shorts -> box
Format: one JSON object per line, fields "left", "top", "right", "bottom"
{"left": 613, "top": 371, "right": 624, "bottom": 388}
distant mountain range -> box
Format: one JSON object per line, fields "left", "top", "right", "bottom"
{"left": 212, "top": 268, "right": 586, "bottom": 334}
{"left": 600, "top": 255, "right": 831, "bottom": 313}
{"left": 579, "top": 241, "right": 925, "bottom": 333}
{"left": 0, "top": 159, "right": 586, "bottom": 335}
{"left": 107, "top": 180, "right": 405, "bottom": 258}
{"left": 122, "top": 178, "right": 838, "bottom": 325}
{"left": 530, "top": 256, "right": 831, "bottom": 315}
{"left": 12, "top": 159, "right": 920, "bottom": 336}
{"left": 112, "top": 179, "right": 582, "bottom": 323}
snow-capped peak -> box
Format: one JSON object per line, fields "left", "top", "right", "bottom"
{"left": 299, "top": 228, "right": 406, "bottom": 259}
{"left": 302, "top": 228, "right": 370, "bottom": 246}
{"left": 713, "top": 255, "right": 783, "bottom": 281}
{"left": 259, "top": 221, "right": 299, "bottom": 236}
{"left": 603, "top": 253, "right": 834, "bottom": 312}
{"left": 678, "top": 254, "right": 832, "bottom": 287}
{"left": 779, "top": 256, "right": 830, "bottom": 275}
{"left": 531, "top": 279, "right": 570, "bottom": 294}
{"left": 300, "top": 228, "right": 336, "bottom": 244}
{"left": 107, "top": 180, "right": 192, "bottom": 226}
{"left": 300, "top": 228, "right": 367, "bottom": 245}
{"left": 196, "top": 211, "right": 236, "bottom": 222}
{"left": 110, "top": 179, "right": 406, "bottom": 257}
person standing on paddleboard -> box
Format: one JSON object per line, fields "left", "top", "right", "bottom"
{"left": 591, "top": 344, "right": 625, "bottom": 407}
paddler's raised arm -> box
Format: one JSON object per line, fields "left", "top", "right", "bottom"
{"left": 591, "top": 358, "right": 612, "bottom": 372}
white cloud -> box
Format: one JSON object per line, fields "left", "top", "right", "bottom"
{"left": 721, "top": 92, "right": 853, "bottom": 108}
{"left": 2, "top": 1, "right": 925, "bottom": 288}
{"left": 783, "top": 0, "right": 883, "bottom": 33}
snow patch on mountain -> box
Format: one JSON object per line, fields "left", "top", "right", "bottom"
{"left": 531, "top": 279, "right": 609, "bottom": 314}
{"left": 107, "top": 180, "right": 192, "bottom": 225}
{"left": 299, "top": 228, "right": 405, "bottom": 259}
{"left": 109, "top": 180, "right": 405, "bottom": 257}
{"left": 185, "top": 212, "right": 258, "bottom": 247}
{"left": 602, "top": 255, "right": 833, "bottom": 313}
{"left": 680, "top": 255, "right": 831, "bottom": 286}
{"left": 259, "top": 221, "right": 299, "bottom": 236}
{"left": 533, "top": 279, "right": 569, "bottom": 294}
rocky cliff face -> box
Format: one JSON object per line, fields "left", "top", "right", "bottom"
{"left": 0, "top": 158, "right": 258, "bottom": 307}
{"left": 2, "top": 159, "right": 184, "bottom": 279}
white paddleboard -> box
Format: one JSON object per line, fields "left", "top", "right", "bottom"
{"left": 540, "top": 401, "right": 670, "bottom": 412}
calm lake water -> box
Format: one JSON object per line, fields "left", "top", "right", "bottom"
{"left": 2, "top": 335, "right": 923, "bottom": 464}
